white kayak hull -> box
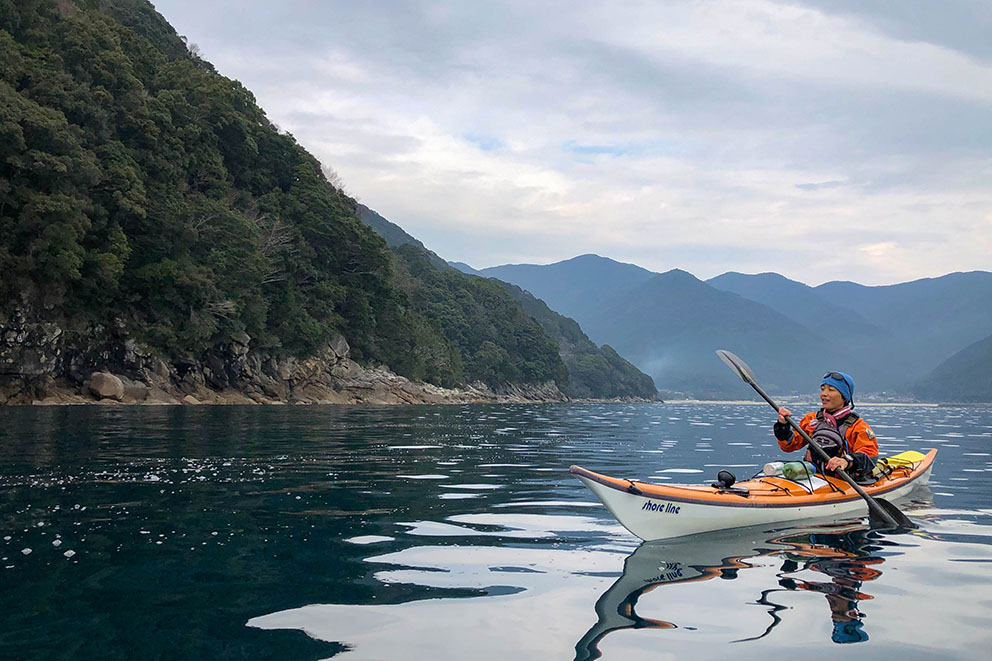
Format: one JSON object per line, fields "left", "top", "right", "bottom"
{"left": 571, "top": 449, "right": 936, "bottom": 541}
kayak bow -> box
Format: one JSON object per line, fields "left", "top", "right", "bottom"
{"left": 571, "top": 449, "right": 936, "bottom": 541}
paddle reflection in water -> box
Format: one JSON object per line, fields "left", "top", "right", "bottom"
{"left": 575, "top": 522, "right": 889, "bottom": 660}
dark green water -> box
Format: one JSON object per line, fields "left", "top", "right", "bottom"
{"left": 1, "top": 403, "right": 990, "bottom": 659}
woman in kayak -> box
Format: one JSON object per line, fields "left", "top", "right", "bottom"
{"left": 774, "top": 372, "right": 878, "bottom": 480}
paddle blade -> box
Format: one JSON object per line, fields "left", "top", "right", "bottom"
{"left": 870, "top": 497, "right": 917, "bottom": 529}
{"left": 716, "top": 349, "right": 756, "bottom": 384}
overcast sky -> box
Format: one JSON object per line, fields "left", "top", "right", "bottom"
{"left": 152, "top": 0, "right": 991, "bottom": 286}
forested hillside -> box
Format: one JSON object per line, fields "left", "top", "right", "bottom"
{"left": 0, "top": 0, "right": 573, "bottom": 401}
{"left": 493, "top": 280, "right": 657, "bottom": 399}
{"left": 389, "top": 245, "right": 567, "bottom": 388}
{"left": 359, "top": 210, "right": 657, "bottom": 399}
{"left": 358, "top": 205, "right": 449, "bottom": 271}
{"left": 2, "top": 0, "right": 391, "bottom": 358}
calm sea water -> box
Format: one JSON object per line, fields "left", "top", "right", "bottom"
{"left": 1, "top": 403, "right": 990, "bottom": 660}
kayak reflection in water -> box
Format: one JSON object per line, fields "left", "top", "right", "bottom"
{"left": 574, "top": 525, "right": 883, "bottom": 660}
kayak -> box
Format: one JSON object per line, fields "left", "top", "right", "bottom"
{"left": 570, "top": 449, "right": 936, "bottom": 541}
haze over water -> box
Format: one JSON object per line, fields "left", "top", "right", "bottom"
{"left": 2, "top": 403, "right": 990, "bottom": 659}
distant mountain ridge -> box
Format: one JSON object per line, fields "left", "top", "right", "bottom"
{"left": 475, "top": 257, "right": 992, "bottom": 400}
{"left": 706, "top": 272, "right": 888, "bottom": 339}
{"left": 815, "top": 272, "right": 992, "bottom": 372}
{"left": 913, "top": 333, "right": 992, "bottom": 403}
{"left": 478, "top": 255, "right": 657, "bottom": 332}
{"left": 449, "top": 262, "right": 483, "bottom": 276}
{"left": 710, "top": 270, "right": 992, "bottom": 390}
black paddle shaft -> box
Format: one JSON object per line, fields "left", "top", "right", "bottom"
{"left": 715, "top": 350, "right": 907, "bottom": 528}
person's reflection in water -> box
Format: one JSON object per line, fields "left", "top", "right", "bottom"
{"left": 775, "top": 528, "right": 882, "bottom": 644}
{"left": 575, "top": 525, "right": 886, "bottom": 658}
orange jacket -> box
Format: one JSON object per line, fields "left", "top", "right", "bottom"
{"left": 778, "top": 411, "right": 879, "bottom": 458}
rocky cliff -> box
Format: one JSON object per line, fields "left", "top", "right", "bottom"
{"left": 0, "top": 311, "right": 566, "bottom": 406}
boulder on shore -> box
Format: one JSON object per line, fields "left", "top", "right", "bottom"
{"left": 89, "top": 372, "right": 124, "bottom": 401}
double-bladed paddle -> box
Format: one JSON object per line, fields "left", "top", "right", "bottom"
{"left": 716, "top": 349, "right": 915, "bottom": 529}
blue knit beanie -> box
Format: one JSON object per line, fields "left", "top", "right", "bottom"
{"left": 821, "top": 372, "right": 854, "bottom": 404}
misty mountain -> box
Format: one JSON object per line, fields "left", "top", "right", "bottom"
{"left": 913, "top": 333, "right": 992, "bottom": 403}
{"left": 815, "top": 272, "right": 992, "bottom": 377}
{"left": 481, "top": 261, "right": 843, "bottom": 398}
{"left": 707, "top": 272, "right": 887, "bottom": 339}
{"left": 480, "top": 255, "right": 657, "bottom": 330}
{"left": 482, "top": 256, "right": 992, "bottom": 400}
{"left": 710, "top": 270, "right": 992, "bottom": 388}
{"left": 707, "top": 272, "right": 905, "bottom": 389}
{"left": 580, "top": 269, "right": 849, "bottom": 398}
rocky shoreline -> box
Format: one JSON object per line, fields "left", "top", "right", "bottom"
{"left": 2, "top": 368, "right": 569, "bottom": 406}
{"left": 0, "top": 313, "right": 578, "bottom": 406}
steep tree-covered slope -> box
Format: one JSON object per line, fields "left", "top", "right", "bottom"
{"left": 2, "top": 0, "right": 390, "bottom": 357}
{"left": 0, "top": 0, "right": 565, "bottom": 395}
{"left": 389, "top": 244, "right": 567, "bottom": 388}
{"left": 492, "top": 280, "right": 657, "bottom": 399}
{"left": 358, "top": 204, "right": 448, "bottom": 271}
{"left": 359, "top": 211, "right": 656, "bottom": 399}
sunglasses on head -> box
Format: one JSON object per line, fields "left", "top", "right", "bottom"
{"left": 823, "top": 372, "right": 851, "bottom": 392}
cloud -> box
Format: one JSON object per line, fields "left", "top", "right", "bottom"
{"left": 796, "top": 181, "right": 845, "bottom": 191}
{"left": 153, "top": 0, "right": 992, "bottom": 285}
{"left": 793, "top": 0, "right": 992, "bottom": 61}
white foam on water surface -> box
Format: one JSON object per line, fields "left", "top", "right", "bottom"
{"left": 442, "top": 484, "right": 502, "bottom": 490}
{"left": 492, "top": 500, "right": 601, "bottom": 508}
{"left": 345, "top": 535, "right": 395, "bottom": 545}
